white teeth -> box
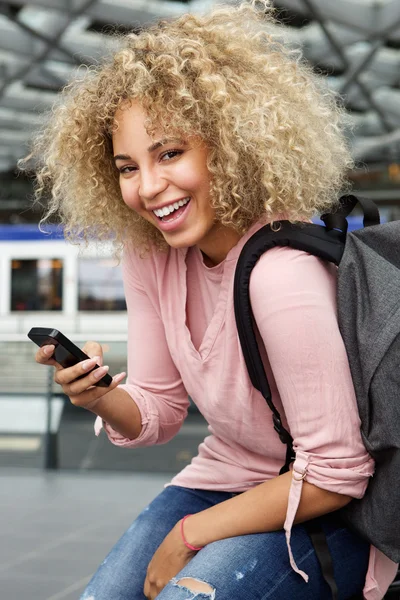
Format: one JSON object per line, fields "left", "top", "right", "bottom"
{"left": 153, "top": 197, "right": 190, "bottom": 218}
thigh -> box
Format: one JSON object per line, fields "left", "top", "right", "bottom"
{"left": 157, "top": 514, "right": 370, "bottom": 600}
{"left": 80, "top": 486, "right": 234, "bottom": 600}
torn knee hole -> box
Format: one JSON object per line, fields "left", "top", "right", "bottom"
{"left": 176, "top": 577, "right": 215, "bottom": 596}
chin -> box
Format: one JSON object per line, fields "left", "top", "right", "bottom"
{"left": 161, "top": 226, "right": 208, "bottom": 250}
{"left": 161, "top": 234, "right": 195, "bottom": 249}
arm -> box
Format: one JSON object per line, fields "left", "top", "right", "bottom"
{"left": 35, "top": 343, "right": 143, "bottom": 440}
{"left": 144, "top": 469, "right": 352, "bottom": 598}
{"left": 88, "top": 386, "right": 142, "bottom": 440}
{"left": 143, "top": 246, "right": 375, "bottom": 597}
{"left": 96, "top": 246, "right": 190, "bottom": 447}
{"left": 39, "top": 246, "right": 189, "bottom": 444}
{"left": 175, "top": 248, "right": 374, "bottom": 544}
{"left": 182, "top": 469, "right": 351, "bottom": 547}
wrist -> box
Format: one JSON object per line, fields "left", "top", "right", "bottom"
{"left": 179, "top": 514, "right": 205, "bottom": 551}
{"left": 86, "top": 387, "right": 142, "bottom": 440}
{"left": 85, "top": 387, "right": 115, "bottom": 412}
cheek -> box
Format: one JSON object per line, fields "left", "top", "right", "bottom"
{"left": 183, "top": 176, "right": 211, "bottom": 208}
{"left": 174, "top": 160, "right": 210, "bottom": 193}
{"left": 120, "top": 183, "right": 142, "bottom": 213}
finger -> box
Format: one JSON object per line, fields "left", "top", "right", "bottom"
{"left": 143, "top": 577, "right": 150, "bottom": 600}
{"left": 35, "top": 346, "right": 62, "bottom": 369}
{"left": 35, "top": 344, "right": 56, "bottom": 364}
{"left": 54, "top": 356, "right": 101, "bottom": 385}
{"left": 66, "top": 370, "right": 126, "bottom": 403}
{"left": 35, "top": 346, "right": 65, "bottom": 372}
{"left": 66, "top": 364, "right": 110, "bottom": 394}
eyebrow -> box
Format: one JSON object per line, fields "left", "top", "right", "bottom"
{"left": 113, "top": 138, "right": 186, "bottom": 163}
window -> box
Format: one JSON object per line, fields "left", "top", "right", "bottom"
{"left": 78, "top": 258, "right": 126, "bottom": 311}
{"left": 11, "top": 259, "right": 63, "bottom": 311}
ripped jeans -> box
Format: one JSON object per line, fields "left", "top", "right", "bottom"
{"left": 80, "top": 485, "right": 369, "bottom": 600}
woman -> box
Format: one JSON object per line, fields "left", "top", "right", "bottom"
{"left": 26, "top": 1, "right": 397, "bottom": 598}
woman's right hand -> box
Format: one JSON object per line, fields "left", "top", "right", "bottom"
{"left": 35, "top": 341, "right": 126, "bottom": 410}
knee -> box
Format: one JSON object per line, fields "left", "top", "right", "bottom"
{"left": 174, "top": 577, "right": 215, "bottom": 598}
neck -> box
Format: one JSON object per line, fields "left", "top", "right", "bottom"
{"left": 197, "top": 224, "right": 241, "bottom": 267}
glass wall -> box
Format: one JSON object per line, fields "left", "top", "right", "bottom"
{"left": 11, "top": 258, "right": 63, "bottom": 311}
{"left": 78, "top": 258, "right": 126, "bottom": 311}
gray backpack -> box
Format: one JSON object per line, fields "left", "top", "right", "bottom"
{"left": 338, "top": 210, "right": 400, "bottom": 564}
{"left": 234, "top": 195, "right": 400, "bottom": 595}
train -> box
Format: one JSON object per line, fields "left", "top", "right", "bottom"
{"left": 0, "top": 214, "right": 386, "bottom": 338}
{"left": 0, "top": 224, "right": 127, "bottom": 337}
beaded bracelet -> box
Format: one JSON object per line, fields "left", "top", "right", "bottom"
{"left": 180, "top": 514, "right": 204, "bottom": 552}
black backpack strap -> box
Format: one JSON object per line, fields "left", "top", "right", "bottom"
{"left": 321, "top": 194, "right": 380, "bottom": 233}
{"left": 305, "top": 519, "right": 339, "bottom": 600}
{"left": 233, "top": 220, "right": 346, "bottom": 595}
{"left": 234, "top": 220, "right": 344, "bottom": 474}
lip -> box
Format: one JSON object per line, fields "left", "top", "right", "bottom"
{"left": 152, "top": 197, "right": 192, "bottom": 233}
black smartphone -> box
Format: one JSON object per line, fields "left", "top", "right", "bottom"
{"left": 27, "top": 327, "right": 112, "bottom": 387}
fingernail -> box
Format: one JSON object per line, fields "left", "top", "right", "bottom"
{"left": 82, "top": 357, "right": 98, "bottom": 371}
{"left": 43, "top": 345, "right": 55, "bottom": 355}
{"left": 93, "top": 365, "right": 109, "bottom": 379}
{"left": 113, "top": 372, "right": 126, "bottom": 384}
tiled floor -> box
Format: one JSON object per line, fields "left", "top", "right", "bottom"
{"left": 0, "top": 401, "right": 208, "bottom": 473}
{"left": 0, "top": 469, "right": 169, "bottom": 600}
{"left": 1, "top": 469, "right": 399, "bottom": 600}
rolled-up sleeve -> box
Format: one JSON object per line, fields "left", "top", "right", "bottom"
{"left": 250, "top": 246, "right": 375, "bottom": 579}
{"left": 95, "top": 246, "right": 189, "bottom": 448}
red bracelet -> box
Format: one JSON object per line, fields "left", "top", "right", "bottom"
{"left": 180, "top": 514, "right": 203, "bottom": 552}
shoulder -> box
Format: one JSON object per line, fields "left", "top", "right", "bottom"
{"left": 249, "top": 246, "right": 337, "bottom": 304}
{"left": 122, "top": 243, "right": 182, "bottom": 290}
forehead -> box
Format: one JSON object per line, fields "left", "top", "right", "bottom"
{"left": 112, "top": 101, "right": 181, "bottom": 150}
{"left": 111, "top": 100, "right": 205, "bottom": 153}
{"left": 113, "top": 101, "right": 149, "bottom": 135}
{"left": 112, "top": 103, "right": 160, "bottom": 156}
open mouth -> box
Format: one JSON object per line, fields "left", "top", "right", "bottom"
{"left": 153, "top": 197, "right": 191, "bottom": 223}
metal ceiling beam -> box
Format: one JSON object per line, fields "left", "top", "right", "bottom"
{"left": 86, "top": 0, "right": 185, "bottom": 25}
{"left": 0, "top": 0, "right": 399, "bottom": 171}
{"left": 300, "top": 0, "right": 394, "bottom": 132}
{"left": 1, "top": 0, "right": 185, "bottom": 23}
{"left": 277, "top": 0, "right": 400, "bottom": 35}
{"left": 0, "top": 3, "right": 84, "bottom": 65}
{"left": 0, "top": 129, "right": 31, "bottom": 145}
{"left": 0, "top": 107, "right": 40, "bottom": 131}
{"left": 0, "top": 0, "right": 98, "bottom": 99}
{"left": 296, "top": 21, "right": 365, "bottom": 67}
{"left": 0, "top": 0, "right": 97, "bottom": 12}
{"left": 339, "top": 14, "right": 400, "bottom": 95}
{"left": 353, "top": 127, "right": 400, "bottom": 161}
{"left": 0, "top": 80, "right": 57, "bottom": 112}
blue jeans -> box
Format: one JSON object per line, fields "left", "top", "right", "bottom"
{"left": 80, "top": 485, "right": 369, "bottom": 599}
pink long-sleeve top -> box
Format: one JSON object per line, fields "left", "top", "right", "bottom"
{"left": 95, "top": 220, "right": 397, "bottom": 599}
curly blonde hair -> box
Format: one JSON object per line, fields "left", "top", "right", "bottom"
{"left": 22, "top": 0, "right": 353, "bottom": 252}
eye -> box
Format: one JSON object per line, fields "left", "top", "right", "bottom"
{"left": 119, "top": 165, "right": 137, "bottom": 174}
{"left": 160, "top": 149, "right": 183, "bottom": 161}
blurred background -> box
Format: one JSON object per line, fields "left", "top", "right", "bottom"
{"left": 3, "top": 0, "right": 400, "bottom": 472}
{"left": 0, "top": 0, "right": 399, "bottom": 598}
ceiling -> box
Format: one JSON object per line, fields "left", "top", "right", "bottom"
{"left": 0, "top": 0, "right": 400, "bottom": 176}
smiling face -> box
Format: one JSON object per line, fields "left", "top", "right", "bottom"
{"left": 112, "top": 101, "right": 240, "bottom": 265}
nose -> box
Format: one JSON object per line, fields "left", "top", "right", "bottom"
{"left": 138, "top": 166, "right": 168, "bottom": 201}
